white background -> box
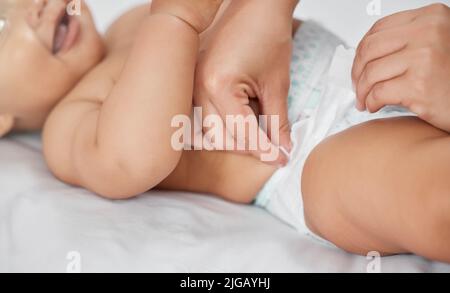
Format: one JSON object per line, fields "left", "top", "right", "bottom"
{"left": 86, "top": 0, "right": 450, "bottom": 46}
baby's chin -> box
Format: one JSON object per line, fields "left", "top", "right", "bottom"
{"left": 16, "top": 105, "right": 53, "bottom": 131}
{"left": 80, "top": 0, "right": 98, "bottom": 27}
{"left": 61, "top": 8, "right": 105, "bottom": 77}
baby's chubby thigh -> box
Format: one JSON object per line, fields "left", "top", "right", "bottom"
{"left": 300, "top": 134, "right": 395, "bottom": 255}
{"left": 300, "top": 126, "right": 403, "bottom": 255}
{"left": 300, "top": 116, "right": 450, "bottom": 257}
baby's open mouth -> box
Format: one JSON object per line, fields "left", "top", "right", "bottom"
{"left": 52, "top": 10, "right": 80, "bottom": 54}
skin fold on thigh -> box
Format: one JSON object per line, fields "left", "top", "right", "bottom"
{"left": 301, "top": 116, "right": 450, "bottom": 262}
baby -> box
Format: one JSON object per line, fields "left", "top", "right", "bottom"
{"left": 0, "top": 0, "right": 449, "bottom": 263}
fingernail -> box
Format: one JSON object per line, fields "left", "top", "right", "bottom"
{"left": 356, "top": 101, "right": 364, "bottom": 112}
{"left": 279, "top": 152, "right": 290, "bottom": 168}
{"left": 361, "top": 103, "right": 367, "bottom": 111}
{"left": 280, "top": 146, "right": 291, "bottom": 160}
{"left": 280, "top": 140, "right": 292, "bottom": 154}
{"left": 278, "top": 160, "right": 288, "bottom": 168}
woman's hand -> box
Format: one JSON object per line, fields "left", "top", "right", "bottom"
{"left": 194, "top": 0, "right": 298, "bottom": 165}
{"left": 151, "top": 0, "right": 224, "bottom": 33}
{"left": 352, "top": 3, "right": 450, "bottom": 132}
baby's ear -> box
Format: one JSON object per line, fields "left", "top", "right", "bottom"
{"left": 0, "top": 114, "right": 14, "bottom": 138}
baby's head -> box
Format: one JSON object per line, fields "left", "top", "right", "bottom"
{"left": 0, "top": 0, "right": 105, "bottom": 137}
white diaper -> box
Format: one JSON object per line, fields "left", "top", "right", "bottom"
{"left": 254, "top": 21, "right": 414, "bottom": 247}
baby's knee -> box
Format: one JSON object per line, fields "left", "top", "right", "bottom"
{"left": 301, "top": 141, "right": 405, "bottom": 256}
{"left": 413, "top": 193, "right": 450, "bottom": 262}
{"left": 430, "top": 220, "right": 450, "bottom": 262}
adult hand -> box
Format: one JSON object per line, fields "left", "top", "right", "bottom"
{"left": 352, "top": 3, "right": 450, "bottom": 132}
{"left": 194, "top": 0, "right": 298, "bottom": 165}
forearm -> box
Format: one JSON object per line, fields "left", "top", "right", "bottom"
{"left": 96, "top": 15, "right": 197, "bottom": 168}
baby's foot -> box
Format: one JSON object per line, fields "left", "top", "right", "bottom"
{"left": 152, "top": 0, "right": 224, "bottom": 33}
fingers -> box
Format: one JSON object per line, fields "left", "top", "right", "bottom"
{"left": 259, "top": 82, "right": 292, "bottom": 155}
{"left": 194, "top": 98, "right": 224, "bottom": 150}
{"left": 206, "top": 82, "right": 287, "bottom": 165}
{"left": 356, "top": 50, "right": 409, "bottom": 111}
{"left": 352, "top": 8, "right": 422, "bottom": 94}
{"left": 217, "top": 95, "right": 288, "bottom": 166}
{"left": 365, "top": 75, "right": 411, "bottom": 113}
{"left": 352, "top": 26, "right": 412, "bottom": 100}
{"left": 195, "top": 66, "right": 290, "bottom": 166}
{"left": 365, "top": 8, "right": 421, "bottom": 36}
{"left": 363, "top": 3, "right": 447, "bottom": 37}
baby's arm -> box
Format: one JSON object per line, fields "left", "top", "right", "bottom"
{"left": 43, "top": 1, "right": 223, "bottom": 199}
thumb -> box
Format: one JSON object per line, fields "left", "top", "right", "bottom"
{"left": 214, "top": 87, "right": 288, "bottom": 166}
{"left": 259, "top": 82, "right": 292, "bottom": 156}
{"left": 365, "top": 77, "right": 408, "bottom": 113}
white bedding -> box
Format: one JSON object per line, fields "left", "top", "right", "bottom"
{"left": 1, "top": 134, "right": 450, "bottom": 273}
{"left": 1, "top": 0, "right": 449, "bottom": 273}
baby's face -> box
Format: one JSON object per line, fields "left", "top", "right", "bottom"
{"left": 0, "top": 0, "right": 105, "bottom": 136}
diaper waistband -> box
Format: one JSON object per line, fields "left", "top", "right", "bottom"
{"left": 288, "top": 21, "right": 346, "bottom": 124}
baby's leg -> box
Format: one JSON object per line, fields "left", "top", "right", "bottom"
{"left": 302, "top": 117, "right": 450, "bottom": 262}
{"left": 158, "top": 150, "right": 277, "bottom": 204}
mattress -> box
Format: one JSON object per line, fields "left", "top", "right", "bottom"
{"left": 1, "top": 0, "right": 449, "bottom": 273}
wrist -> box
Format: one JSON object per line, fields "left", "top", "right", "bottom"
{"left": 150, "top": 9, "right": 201, "bottom": 34}
{"left": 240, "top": 0, "right": 298, "bottom": 15}
{"left": 150, "top": 12, "right": 200, "bottom": 34}
{"left": 151, "top": 0, "right": 223, "bottom": 33}
{"left": 228, "top": 0, "right": 297, "bottom": 32}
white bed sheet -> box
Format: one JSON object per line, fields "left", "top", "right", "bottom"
{"left": 1, "top": 134, "right": 450, "bottom": 273}
{"left": 1, "top": 0, "right": 449, "bottom": 273}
